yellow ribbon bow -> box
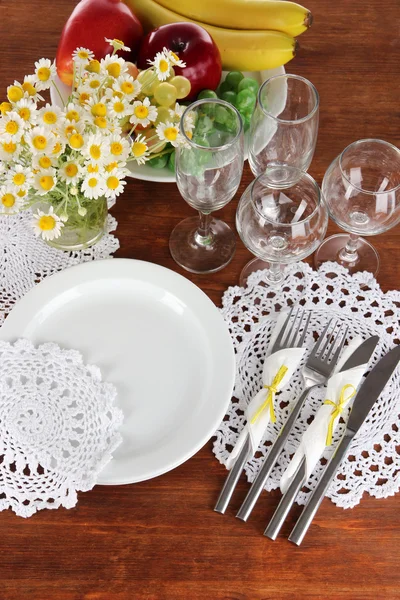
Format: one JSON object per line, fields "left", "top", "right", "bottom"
{"left": 323, "top": 383, "right": 356, "bottom": 446}
{"left": 251, "top": 365, "right": 288, "bottom": 425}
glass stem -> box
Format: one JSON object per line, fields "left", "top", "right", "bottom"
{"left": 195, "top": 211, "right": 213, "bottom": 246}
{"left": 339, "top": 233, "right": 360, "bottom": 264}
{"left": 266, "top": 262, "right": 285, "bottom": 284}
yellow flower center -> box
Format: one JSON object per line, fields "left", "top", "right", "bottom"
{"left": 65, "top": 124, "right": 76, "bottom": 136}
{"left": 185, "top": 129, "right": 193, "bottom": 140}
{"left": 132, "top": 141, "right": 147, "bottom": 158}
{"left": 65, "top": 163, "right": 78, "bottom": 177}
{"left": 7, "top": 86, "right": 23, "bottom": 103}
{"left": 106, "top": 176, "right": 119, "bottom": 190}
{"left": 105, "top": 162, "right": 118, "bottom": 172}
{"left": 91, "top": 103, "right": 107, "bottom": 117}
{"left": 87, "top": 164, "right": 99, "bottom": 173}
{"left": 164, "top": 127, "right": 178, "bottom": 142}
{"left": 89, "top": 79, "right": 101, "bottom": 89}
{"left": 134, "top": 105, "right": 149, "bottom": 119}
{"left": 114, "top": 39, "right": 124, "bottom": 46}
{"left": 38, "top": 215, "right": 56, "bottom": 230}
{"left": 78, "top": 50, "right": 90, "bottom": 60}
{"left": 39, "top": 176, "right": 54, "bottom": 191}
{"left": 88, "top": 177, "right": 98, "bottom": 188}
{"left": 5, "top": 121, "right": 19, "bottom": 135}
{"left": 1, "top": 193, "right": 16, "bottom": 208}
{"left": 113, "top": 101, "right": 124, "bottom": 113}
{"left": 159, "top": 59, "right": 169, "bottom": 73}
{"left": 66, "top": 110, "right": 80, "bottom": 122}
{"left": 52, "top": 142, "right": 62, "bottom": 155}
{"left": 18, "top": 107, "right": 31, "bottom": 121}
{"left": 39, "top": 156, "right": 52, "bottom": 168}
{"left": 86, "top": 60, "right": 101, "bottom": 74}
{"left": 0, "top": 102, "right": 12, "bottom": 115}
{"left": 69, "top": 133, "right": 84, "bottom": 149}
{"left": 121, "top": 81, "right": 134, "bottom": 94}
{"left": 90, "top": 145, "right": 101, "bottom": 160}
{"left": 107, "top": 63, "right": 121, "bottom": 78}
{"left": 171, "top": 52, "right": 180, "bottom": 62}
{"left": 13, "top": 173, "right": 26, "bottom": 186}
{"left": 33, "top": 135, "right": 48, "bottom": 150}
{"left": 17, "top": 189, "right": 27, "bottom": 197}
{"left": 110, "top": 142, "right": 123, "bottom": 156}
{"left": 22, "top": 82, "right": 37, "bottom": 96}
{"left": 2, "top": 141, "right": 17, "bottom": 154}
{"left": 37, "top": 67, "right": 51, "bottom": 82}
{"left": 94, "top": 116, "right": 107, "bottom": 129}
{"left": 78, "top": 92, "right": 91, "bottom": 105}
{"left": 43, "top": 111, "right": 57, "bottom": 125}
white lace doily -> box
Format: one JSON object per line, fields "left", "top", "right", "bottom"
{"left": 0, "top": 339, "right": 123, "bottom": 517}
{"left": 214, "top": 261, "right": 400, "bottom": 509}
{"left": 0, "top": 211, "right": 119, "bottom": 325}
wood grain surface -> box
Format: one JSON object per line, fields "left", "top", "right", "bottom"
{"left": 0, "top": 1, "right": 399, "bottom": 598}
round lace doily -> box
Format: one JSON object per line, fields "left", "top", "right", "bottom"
{"left": 0, "top": 211, "right": 119, "bottom": 325}
{"left": 0, "top": 339, "right": 123, "bottom": 517}
{"left": 214, "top": 262, "right": 400, "bottom": 509}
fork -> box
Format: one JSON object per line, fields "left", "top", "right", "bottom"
{"left": 236, "top": 319, "right": 348, "bottom": 522}
{"left": 214, "top": 308, "right": 311, "bottom": 515}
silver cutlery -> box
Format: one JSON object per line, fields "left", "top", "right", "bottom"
{"left": 289, "top": 344, "right": 400, "bottom": 546}
{"left": 236, "top": 319, "right": 348, "bottom": 522}
{"left": 214, "top": 308, "right": 310, "bottom": 514}
{"left": 264, "top": 335, "right": 379, "bottom": 540}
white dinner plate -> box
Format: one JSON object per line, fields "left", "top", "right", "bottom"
{"left": 50, "top": 67, "right": 286, "bottom": 183}
{"left": 0, "top": 259, "right": 235, "bottom": 485}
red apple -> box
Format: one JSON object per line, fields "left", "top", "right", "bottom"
{"left": 137, "top": 23, "right": 222, "bottom": 101}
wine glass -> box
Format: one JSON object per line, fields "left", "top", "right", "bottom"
{"left": 236, "top": 165, "right": 328, "bottom": 287}
{"left": 314, "top": 139, "right": 400, "bottom": 276}
{"left": 169, "top": 99, "right": 244, "bottom": 274}
{"left": 248, "top": 74, "right": 319, "bottom": 181}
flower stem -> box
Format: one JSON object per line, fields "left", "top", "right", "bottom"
{"left": 51, "top": 80, "right": 66, "bottom": 107}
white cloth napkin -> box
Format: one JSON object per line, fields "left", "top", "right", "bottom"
{"left": 280, "top": 337, "right": 367, "bottom": 493}
{"left": 227, "top": 312, "right": 307, "bottom": 469}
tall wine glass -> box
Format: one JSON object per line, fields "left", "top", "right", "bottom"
{"left": 236, "top": 165, "right": 328, "bottom": 287}
{"left": 169, "top": 99, "right": 244, "bottom": 274}
{"left": 314, "top": 139, "right": 400, "bottom": 275}
{"left": 248, "top": 74, "right": 319, "bottom": 181}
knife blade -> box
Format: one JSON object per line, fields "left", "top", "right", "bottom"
{"left": 264, "top": 335, "right": 379, "bottom": 540}
{"left": 288, "top": 344, "right": 400, "bottom": 546}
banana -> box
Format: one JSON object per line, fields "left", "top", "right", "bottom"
{"left": 152, "top": 0, "right": 312, "bottom": 38}
{"left": 124, "top": 0, "right": 297, "bottom": 71}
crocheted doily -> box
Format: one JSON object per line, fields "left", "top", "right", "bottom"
{"left": 0, "top": 339, "right": 123, "bottom": 517}
{"left": 214, "top": 262, "right": 400, "bottom": 509}
{"left": 0, "top": 211, "right": 119, "bottom": 325}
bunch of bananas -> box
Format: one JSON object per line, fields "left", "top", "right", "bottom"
{"left": 124, "top": 0, "right": 312, "bottom": 71}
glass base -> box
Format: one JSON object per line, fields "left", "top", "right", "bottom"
{"left": 46, "top": 228, "right": 104, "bottom": 251}
{"left": 169, "top": 216, "right": 236, "bottom": 274}
{"left": 314, "top": 234, "right": 380, "bottom": 276}
{"left": 239, "top": 258, "right": 285, "bottom": 288}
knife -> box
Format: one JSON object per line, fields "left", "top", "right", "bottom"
{"left": 288, "top": 343, "right": 400, "bottom": 546}
{"left": 264, "top": 335, "right": 379, "bottom": 540}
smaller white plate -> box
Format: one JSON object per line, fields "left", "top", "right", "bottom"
{"left": 50, "top": 67, "right": 286, "bottom": 183}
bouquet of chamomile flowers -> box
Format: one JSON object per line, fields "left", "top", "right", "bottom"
{"left": 0, "top": 38, "right": 192, "bottom": 246}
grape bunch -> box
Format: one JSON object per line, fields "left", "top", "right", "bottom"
{"left": 198, "top": 71, "right": 259, "bottom": 131}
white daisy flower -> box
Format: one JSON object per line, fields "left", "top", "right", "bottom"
{"left": 58, "top": 118, "right": 84, "bottom": 144}
{"left": 106, "top": 133, "right": 131, "bottom": 162}
{"left": 14, "top": 98, "right": 38, "bottom": 124}
{"left": 51, "top": 139, "right": 66, "bottom": 158}
{"left": 82, "top": 133, "right": 110, "bottom": 164}
{"left": 107, "top": 96, "right": 131, "bottom": 119}
{"left": 113, "top": 75, "right": 141, "bottom": 100}
{"left": 33, "top": 169, "right": 57, "bottom": 195}
{"left": 32, "top": 206, "right": 66, "bottom": 241}
{"left": 84, "top": 161, "right": 103, "bottom": 175}
{"left": 67, "top": 132, "right": 85, "bottom": 151}
{"left": 80, "top": 74, "right": 103, "bottom": 92}
{"left": 101, "top": 54, "right": 128, "bottom": 79}
{"left": 21, "top": 75, "right": 44, "bottom": 101}
{"left": 72, "top": 47, "right": 94, "bottom": 64}
{"left": 26, "top": 126, "right": 56, "bottom": 155}
{"left": 0, "top": 139, "right": 22, "bottom": 162}
{"left": 63, "top": 102, "right": 85, "bottom": 124}
{"left": 105, "top": 38, "right": 131, "bottom": 52}
{"left": 6, "top": 83, "right": 25, "bottom": 104}
{"left": 156, "top": 121, "right": 187, "bottom": 148}
{"left": 169, "top": 102, "right": 185, "bottom": 121}
{"left": 81, "top": 173, "right": 106, "bottom": 199}
{"left": 148, "top": 51, "right": 172, "bottom": 81}
{"left": 59, "top": 160, "right": 82, "bottom": 184}
{"left": 0, "top": 185, "right": 24, "bottom": 214}
{"left": 85, "top": 96, "right": 108, "bottom": 117}
{"left": 129, "top": 97, "right": 157, "bottom": 127}
{"left": 33, "top": 59, "right": 56, "bottom": 91}
{"left": 104, "top": 159, "right": 125, "bottom": 173}
{"left": 37, "top": 103, "right": 63, "bottom": 129}
{"left": 72, "top": 89, "right": 93, "bottom": 107}
{"left": 104, "top": 168, "right": 127, "bottom": 198}
{"left": 164, "top": 48, "right": 186, "bottom": 68}
{"left": 32, "top": 153, "right": 57, "bottom": 170}
{"left": 131, "top": 134, "right": 150, "bottom": 165}
{"left": 5, "top": 164, "right": 33, "bottom": 191}
{"left": 0, "top": 111, "right": 25, "bottom": 142}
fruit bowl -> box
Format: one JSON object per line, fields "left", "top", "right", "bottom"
{"left": 50, "top": 66, "right": 286, "bottom": 183}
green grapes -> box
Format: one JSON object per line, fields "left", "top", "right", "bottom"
{"left": 238, "top": 77, "right": 259, "bottom": 95}
{"left": 154, "top": 82, "right": 178, "bottom": 107}
{"left": 224, "top": 71, "right": 244, "bottom": 92}
{"left": 169, "top": 75, "right": 191, "bottom": 100}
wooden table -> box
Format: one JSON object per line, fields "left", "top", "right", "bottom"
{"left": 1, "top": 1, "right": 399, "bottom": 598}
